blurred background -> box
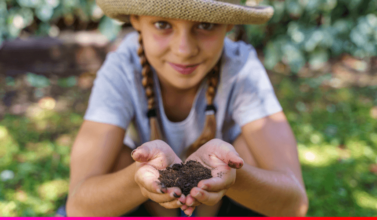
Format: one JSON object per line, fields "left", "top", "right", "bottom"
{"left": 0, "top": 0, "right": 377, "bottom": 216}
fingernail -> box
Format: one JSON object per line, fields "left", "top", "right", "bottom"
{"left": 159, "top": 187, "right": 167, "bottom": 194}
{"left": 194, "top": 191, "right": 200, "bottom": 197}
{"left": 131, "top": 149, "right": 136, "bottom": 157}
{"left": 179, "top": 197, "right": 186, "bottom": 205}
{"left": 177, "top": 200, "right": 183, "bottom": 205}
{"left": 200, "top": 185, "right": 207, "bottom": 190}
{"left": 170, "top": 191, "right": 177, "bottom": 198}
{"left": 228, "top": 160, "right": 236, "bottom": 168}
{"left": 173, "top": 192, "right": 180, "bottom": 198}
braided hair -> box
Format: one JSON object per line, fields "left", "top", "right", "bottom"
{"left": 137, "top": 31, "right": 220, "bottom": 158}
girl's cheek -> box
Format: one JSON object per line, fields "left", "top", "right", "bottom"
{"left": 152, "top": 33, "right": 170, "bottom": 53}
{"left": 200, "top": 34, "right": 223, "bottom": 54}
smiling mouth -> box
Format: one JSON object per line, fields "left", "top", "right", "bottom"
{"left": 168, "top": 62, "right": 201, "bottom": 75}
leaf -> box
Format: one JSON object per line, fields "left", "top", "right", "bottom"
{"left": 57, "top": 76, "right": 77, "bottom": 88}
{"left": 36, "top": 5, "right": 54, "bottom": 22}
{"left": 26, "top": 73, "right": 50, "bottom": 88}
{"left": 98, "top": 15, "right": 121, "bottom": 41}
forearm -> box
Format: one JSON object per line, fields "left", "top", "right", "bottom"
{"left": 66, "top": 162, "right": 148, "bottom": 216}
{"left": 225, "top": 164, "right": 308, "bottom": 216}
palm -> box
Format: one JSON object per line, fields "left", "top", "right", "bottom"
{"left": 178, "top": 139, "right": 244, "bottom": 216}
{"left": 185, "top": 139, "right": 243, "bottom": 188}
{"left": 186, "top": 146, "right": 230, "bottom": 179}
{"left": 133, "top": 140, "right": 182, "bottom": 193}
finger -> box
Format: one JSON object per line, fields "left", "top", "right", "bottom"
{"left": 203, "top": 139, "right": 244, "bottom": 169}
{"left": 178, "top": 194, "right": 186, "bottom": 205}
{"left": 132, "top": 140, "right": 182, "bottom": 168}
{"left": 190, "top": 187, "right": 226, "bottom": 206}
{"left": 183, "top": 206, "right": 195, "bottom": 216}
{"left": 134, "top": 168, "right": 162, "bottom": 194}
{"left": 198, "top": 166, "right": 236, "bottom": 192}
{"left": 159, "top": 198, "right": 185, "bottom": 209}
{"left": 140, "top": 187, "right": 173, "bottom": 203}
{"left": 197, "top": 176, "right": 230, "bottom": 192}
{"left": 135, "top": 167, "right": 183, "bottom": 196}
{"left": 132, "top": 142, "right": 163, "bottom": 163}
{"left": 144, "top": 187, "right": 183, "bottom": 204}
{"left": 134, "top": 166, "right": 161, "bottom": 192}
{"left": 220, "top": 144, "right": 244, "bottom": 169}
{"left": 185, "top": 194, "right": 201, "bottom": 207}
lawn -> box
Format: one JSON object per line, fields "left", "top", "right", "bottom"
{"left": 0, "top": 71, "right": 377, "bottom": 216}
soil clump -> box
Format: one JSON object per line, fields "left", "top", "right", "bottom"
{"left": 158, "top": 160, "right": 212, "bottom": 196}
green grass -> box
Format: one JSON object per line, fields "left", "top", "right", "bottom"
{"left": 0, "top": 75, "right": 377, "bottom": 216}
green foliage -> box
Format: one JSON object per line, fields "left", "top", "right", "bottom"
{"left": 0, "top": 0, "right": 122, "bottom": 44}
{"left": 274, "top": 77, "right": 377, "bottom": 216}
{"left": 26, "top": 73, "right": 50, "bottom": 88}
{"left": 0, "top": 107, "right": 82, "bottom": 216}
{"left": 246, "top": 0, "right": 377, "bottom": 73}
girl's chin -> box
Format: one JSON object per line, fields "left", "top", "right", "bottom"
{"left": 165, "top": 78, "right": 200, "bottom": 90}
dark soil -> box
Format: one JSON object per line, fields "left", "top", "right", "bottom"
{"left": 158, "top": 160, "right": 212, "bottom": 196}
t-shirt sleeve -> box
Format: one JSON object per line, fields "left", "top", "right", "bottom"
{"left": 84, "top": 52, "right": 135, "bottom": 130}
{"left": 231, "top": 49, "right": 282, "bottom": 127}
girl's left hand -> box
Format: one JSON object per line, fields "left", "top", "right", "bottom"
{"left": 181, "top": 139, "right": 244, "bottom": 216}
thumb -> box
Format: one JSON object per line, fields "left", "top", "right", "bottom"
{"left": 205, "top": 139, "right": 244, "bottom": 169}
{"left": 225, "top": 151, "right": 244, "bottom": 169}
{"left": 131, "top": 144, "right": 154, "bottom": 162}
{"left": 217, "top": 143, "right": 244, "bottom": 169}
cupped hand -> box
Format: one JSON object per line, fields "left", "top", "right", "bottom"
{"left": 132, "top": 140, "right": 186, "bottom": 209}
{"left": 181, "top": 139, "right": 244, "bottom": 216}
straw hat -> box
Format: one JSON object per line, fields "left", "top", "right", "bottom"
{"left": 96, "top": 0, "right": 274, "bottom": 25}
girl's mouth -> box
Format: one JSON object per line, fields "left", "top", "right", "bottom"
{"left": 168, "top": 62, "right": 200, "bottom": 75}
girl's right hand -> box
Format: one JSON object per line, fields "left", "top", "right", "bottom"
{"left": 132, "top": 140, "right": 186, "bottom": 209}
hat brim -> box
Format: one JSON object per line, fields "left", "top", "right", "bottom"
{"left": 96, "top": 0, "right": 274, "bottom": 25}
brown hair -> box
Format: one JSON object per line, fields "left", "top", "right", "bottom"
{"left": 137, "top": 32, "right": 220, "bottom": 158}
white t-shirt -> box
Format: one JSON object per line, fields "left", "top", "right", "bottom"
{"left": 84, "top": 31, "right": 282, "bottom": 158}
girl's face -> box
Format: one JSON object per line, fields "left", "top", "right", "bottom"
{"left": 130, "top": 15, "right": 233, "bottom": 91}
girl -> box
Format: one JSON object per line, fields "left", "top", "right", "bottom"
{"left": 64, "top": 0, "right": 308, "bottom": 217}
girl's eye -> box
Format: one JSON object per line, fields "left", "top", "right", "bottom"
{"left": 154, "top": 21, "right": 171, "bottom": 30}
{"left": 198, "top": 23, "right": 215, "bottom": 30}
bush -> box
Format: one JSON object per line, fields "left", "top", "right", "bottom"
{"left": 245, "top": 0, "right": 377, "bottom": 73}
{"left": 1, "top": 0, "right": 376, "bottom": 73}
{"left": 0, "top": 0, "right": 122, "bottom": 45}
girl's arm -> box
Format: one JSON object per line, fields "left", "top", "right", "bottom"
{"left": 66, "top": 120, "right": 147, "bottom": 216}
{"left": 185, "top": 111, "right": 308, "bottom": 216}
{"left": 226, "top": 111, "right": 308, "bottom": 216}
{"left": 66, "top": 121, "right": 183, "bottom": 216}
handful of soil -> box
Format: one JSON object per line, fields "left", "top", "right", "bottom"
{"left": 158, "top": 160, "right": 212, "bottom": 196}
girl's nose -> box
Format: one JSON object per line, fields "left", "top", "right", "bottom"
{"left": 172, "top": 31, "right": 199, "bottom": 58}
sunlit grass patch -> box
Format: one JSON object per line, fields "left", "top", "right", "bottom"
{"left": 0, "top": 126, "right": 20, "bottom": 167}
{"left": 16, "top": 142, "right": 54, "bottom": 163}
{"left": 353, "top": 190, "right": 377, "bottom": 210}
{"left": 298, "top": 144, "right": 339, "bottom": 167}
{"left": 0, "top": 201, "right": 17, "bottom": 217}
{"left": 38, "top": 179, "right": 69, "bottom": 201}
{"left": 346, "top": 140, "right": 376, "bottom": 161}
{"left": 20, "top": 194, "right": 55, "bottom": 216}
{"left": 55, "top": 134, "right": 74, "bottom": 148}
